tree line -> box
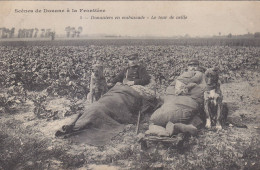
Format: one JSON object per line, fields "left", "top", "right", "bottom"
{"left": 0, "top": 26, "right": 83, "bottom": 39}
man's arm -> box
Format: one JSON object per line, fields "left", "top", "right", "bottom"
{"left": 134, "top": 66, "right": 150, "bottom": 86}
{"left": 190, "top": 71, "right": 203, "bottom": 84}
{"left": 110, "top": 68, "right": 126, "bottom": 85}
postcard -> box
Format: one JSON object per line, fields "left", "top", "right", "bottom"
{"left": 0, "top": 1, "right": 259, "bottom": 170}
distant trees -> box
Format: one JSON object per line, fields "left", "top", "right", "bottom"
{"left": 0, "top": 27, "right": 15, "bottom": 38}
{"left": 51, "top": 32, "right": 55, "bottom": 40}
{"left": 40, "top": 29, "right": 44, "bottom": 38}
{"left": 184, "top": 34, "right": 190, "bottom": 38}
{"left": 254, "top": 32, "right": 260, "bottom": 38}
{"left": 10, "top": 28, "right": 15, "bottom": 38}
{"left": 77, "top": 27, "right": 83, "bottom": 37}
{"left": 0, "top": 27, "right": 56, "bottom": 39}
{"left": 34, "top": 28, "right": 39, "bottom": 38}
{"left": 65, "top": 26, "right": 83, "bottom": 38}
{"left": 65, "top": 27, "right": 71, "bottom": 38}
{"left": 16, "top": 28, "right": 55, "bottom": 38}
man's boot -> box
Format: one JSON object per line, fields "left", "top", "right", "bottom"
{"left": 166, "top": 121, "right": 198, "bottom": 136}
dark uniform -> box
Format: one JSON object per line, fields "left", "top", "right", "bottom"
{"left": 111, "top": 53, "right": 150, "bottom": 86}
{"left": 111, "top": 65, "right": 150, "bottom": 86}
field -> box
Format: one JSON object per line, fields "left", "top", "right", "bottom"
{"left": 1, "top": 37, "right": 260, "bottom": 47}
{"left": 0, "top": 39, "right": 259, "bottom": 170}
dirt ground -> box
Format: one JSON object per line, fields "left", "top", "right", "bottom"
{"left": 0, "top": 79, "right": 259, "bottom": 170}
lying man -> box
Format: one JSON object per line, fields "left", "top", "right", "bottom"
{"left": 55, "top": 53, "right": 158, "bottom": 145}
{"left": 147, "top": 59, "right": 206, "bottom": 137}
{"left": 175, "top": 59, "right": 204, "bottom": 95}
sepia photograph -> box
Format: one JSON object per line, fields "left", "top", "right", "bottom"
{"left": 0, "top": 1, "right": 259, "bottom": 169}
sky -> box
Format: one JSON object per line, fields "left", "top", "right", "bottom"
{"left": 0, "top": 1, "right": 259, "bottom": 37}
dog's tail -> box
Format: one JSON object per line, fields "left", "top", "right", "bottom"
{"left": 222, "top": 103, "right": 247, "bottom": 128}
{"left": 227, "top": 117, "right": 248, "bottom": 128}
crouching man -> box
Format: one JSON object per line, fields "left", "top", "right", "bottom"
{"left": 108, "top": 53, "right": 157, "bottom": 113}
{"left": 108, "top": 53, "right": 155, "bottom": 99}
{"left": 109, "top": 53, "right": 150, "bottom": 87}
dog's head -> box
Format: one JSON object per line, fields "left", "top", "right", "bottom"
{"left": 92, "top": 64, "right": 104, "bottom": 78}
{"left": 205, "top": 67, "right": 219, "bottom": 86}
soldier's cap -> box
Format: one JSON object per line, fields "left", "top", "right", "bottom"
{"left": 127, "top": 53, "right": 138, "bottom": 60}
{"left": 188, "top": 59, "right": 199, "bottom": 66}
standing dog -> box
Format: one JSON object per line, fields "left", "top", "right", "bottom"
{"left": 87, "top": 63, "right": 108, "bottom": 103}
{"left": 204, "top": 68, "right": 224, "bottom": 129}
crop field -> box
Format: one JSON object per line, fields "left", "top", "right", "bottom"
{"left": 1, "top": 37, "right": 260, "bottom": 47}
{"left": 0, "top": 39, "right": 259, "bottom": 170}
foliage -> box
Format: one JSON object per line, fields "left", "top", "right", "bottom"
{"left": 0, "top": 41, "right": 259, "bottom": 169}
{"left": 0, "top": 120, "right": 84, "bottom": 170}
{"left": 0, "top": 45, "right": 259, "bottom": 93}
{"left": 0, "top": 93, "right": 20, "bottom": 114}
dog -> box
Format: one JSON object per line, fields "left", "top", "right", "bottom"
{"left": 204, "top": 68, "right": 224, "bottom": 130}
{"left": 87, "top": 63, "right": 108, "bottom": 103}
